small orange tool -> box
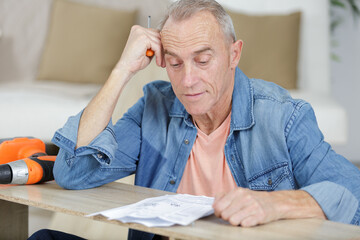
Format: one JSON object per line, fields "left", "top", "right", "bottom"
{"left": 146, "top": 15, "right": 154, "bottom": 57}
{"left": 0, "top": 137, "right": 56, "bottom": 185}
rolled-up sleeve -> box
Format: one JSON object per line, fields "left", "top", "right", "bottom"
{"left": 302, "top": 181, "right": 359, "bottom": 224}
{"left": 286, "top": 102, "right": 360, "bottom": 225}
{"left": 52, "top": 109, "right": 138, "bottom": 189}
{"left": 52, "top": 111, "right": 117, "bottom": 162}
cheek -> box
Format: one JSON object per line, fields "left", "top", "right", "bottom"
{"left": 206, "top": 60, "right": 227, "bottom": 85}
{"left": 207, "top": 61, "right": 232, "bottom": 95}
{"left": 166, "top": 67, "right": 178, "bottom": 82}
{"left": 166, "top": 67, "right": 182, "bottom": 91}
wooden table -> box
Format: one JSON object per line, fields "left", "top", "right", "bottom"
{"left": 1, "top": 181, "right": 360, "bottom": 240}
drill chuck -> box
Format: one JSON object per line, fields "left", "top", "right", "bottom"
{"left": 0, "top": 164, "right": 12, "bottom": 184}
{"left": 9, "top": 160, "right": 29, "bottom": 184}
{"left": 0, "top": 161, "right": 30, "bottom": 184}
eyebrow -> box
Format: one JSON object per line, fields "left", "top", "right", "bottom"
{"left": 194, "top": 47, "right": 213, "bottom": 55}
{"left": 164, "top": 47, "right": 213, "bottom": 58}
{"left": 163, "top": 49, "right": 178, "bottom": 57}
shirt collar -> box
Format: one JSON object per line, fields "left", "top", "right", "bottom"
{"left": 169, "top": 67, "right": 255, "bottom": 131}
{"left": 231, "top": 67, "right": 255, "bottom": 130}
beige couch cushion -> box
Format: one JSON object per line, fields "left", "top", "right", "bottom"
{"left": 37, "top": 0, "right": 136, "bottom": 84}
{"left": 228, "top": 11, "right": 301, "bottom": 89}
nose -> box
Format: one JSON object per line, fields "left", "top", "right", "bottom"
{"left": 181, "top": 63, "right": 197, "bottom": 88}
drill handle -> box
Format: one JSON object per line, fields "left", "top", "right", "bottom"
{"left": 26, "top": 155, "right": 56, "bottom": 184}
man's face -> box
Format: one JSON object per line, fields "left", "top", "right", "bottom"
{"left": 161, "top": 11, "right": 238, "bottom": 117}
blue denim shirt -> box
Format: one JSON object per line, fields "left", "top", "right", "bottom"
{"left": 53, "top": 68, "right": 360, "bottom": 240}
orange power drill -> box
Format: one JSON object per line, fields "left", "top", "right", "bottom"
{"left": 0, "top": 137, "right": 56, "bottom": 184}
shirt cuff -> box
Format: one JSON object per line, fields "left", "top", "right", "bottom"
{"left": 52, "top": 110, "right": 117, "bottom": 165}
{"left": 302, "top": 181, "right": 359, "bottom": 224}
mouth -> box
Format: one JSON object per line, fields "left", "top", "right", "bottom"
{"left": 184, "top": 92, "right": 205, "bottom": 101}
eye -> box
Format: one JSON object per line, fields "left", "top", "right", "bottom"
{"left": 169, "top": 60, "right": 182, "bottom": 68}
{"left": 165, "top": 56, "right": 182, "bottom": 68}
{"left": 170, "top": 63, "right": 182, "bottom": 68}
{"left": 197, "top": 60, "right": 210, "bottom": 67}
{"left": 196, "top": 55, "right": 211, "bottom": 66}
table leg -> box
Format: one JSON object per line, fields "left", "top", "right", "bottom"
{"left": 0, "top": 199, "right": 28, "bottom": 239}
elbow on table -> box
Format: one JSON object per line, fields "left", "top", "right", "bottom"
{"left": 350, "top": 205, "right": 360, "bottom": 226}
{"left": 53, "top": 165, "right": 86, "bottom": 190}
{"left": 53, "top": 173, "right": 79, "bottom": 190}
{"left": 53, "top": 153, "right": 90, "bottom": 190}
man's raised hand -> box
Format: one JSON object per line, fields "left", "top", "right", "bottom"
{"left": 114, "top": 25, "right": 165, "bottom": 79}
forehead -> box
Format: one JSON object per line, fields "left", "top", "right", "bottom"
{"left": 161, "top": 11, "right": 224, "bottom": 52}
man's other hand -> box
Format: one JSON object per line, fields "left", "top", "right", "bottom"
{"left": 212, "top": 188, "right": 326, "bottom": 227}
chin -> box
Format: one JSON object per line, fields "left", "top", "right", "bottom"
{"left": 184, "top": 105, "right": 210, "bottom": 117}
{"left": 179, "top": 96, "right": 213, "bottom": 116}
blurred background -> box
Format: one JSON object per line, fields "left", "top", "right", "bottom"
{"left": 330, "top": 0, "right": 360, "bottom": 164}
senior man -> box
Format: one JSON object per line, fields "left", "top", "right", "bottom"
{"left": 30, "top": 0, "right": 360, "bottom": 239}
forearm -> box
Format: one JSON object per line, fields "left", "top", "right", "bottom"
{"left": 272, "top": 190, "right": 326, "bottom": 220}
{"left": 52, "top": 99, "right": 140, "bottom": 190}
{"left": 76, "top": 66, "right": 132, "bottom": 148}
{"left": 213, "top": 188, "right": 326, "bottom": 227}
{"left": 77, "top": 25, "right": 163, "bottom": 148}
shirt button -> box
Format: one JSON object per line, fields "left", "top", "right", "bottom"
{"left": 268, "top": 178, "right": 273, "bottom": 185}
{"left": 231, "top": 155, "right": 235, "bottom": 161}
{"left": 170, "top": 180, "right": 175, "bottom": 185}
{"left": 97, "top": 153, "right": 103, "bottom": 159}
{"left": 184, "top": 139, "right": 189, "bottom": 145}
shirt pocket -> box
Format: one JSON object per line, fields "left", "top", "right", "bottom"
{"left": 248, "top": 162, "right": 295, "bottom": 191}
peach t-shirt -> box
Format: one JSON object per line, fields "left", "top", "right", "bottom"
{"left": 177, "top": 112, "right": 237, "bottom": 197}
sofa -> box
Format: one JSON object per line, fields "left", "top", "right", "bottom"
{"left": 0, "top": 0, "right": 347, "bottom": 238}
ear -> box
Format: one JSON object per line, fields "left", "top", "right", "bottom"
{"left": 230, "top": 40, "right": 243, "bottom": 69}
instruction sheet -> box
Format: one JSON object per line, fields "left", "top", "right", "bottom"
{"left": 87, "top": 194, "right": 215, "bottom": 227}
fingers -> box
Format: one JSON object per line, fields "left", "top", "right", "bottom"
{"left": 226, "top": 202, "right": 265, "bottom": 227}
{"left": 240, "top": 215, "right": 263, "bottom": 227}
{"left": 213, "top": 188, "right": 245, "bottom": 218}
{"left": 212, "top": 188, "right": 271, "bottom": 227}
{"left": 135, "top": 27, "right": 164, "bottom": 68}
{"left": 116, "top": 25, "right": 164, "bottom": 75}
{"left": 144, "top": 28, "right": 165, "bottom": 68}
{"left": 219, "top": 197, "right": 253, "bottom": 223}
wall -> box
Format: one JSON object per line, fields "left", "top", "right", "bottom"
{"left": 331, "top": 7, "right": 360, "bottom": 163}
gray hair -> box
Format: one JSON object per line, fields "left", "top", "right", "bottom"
{"left": 159, "top": 0, "right": 236, "bottom": 43}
